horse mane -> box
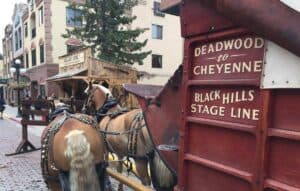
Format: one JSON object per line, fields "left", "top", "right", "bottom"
{"left": 93, "top": 84, "right": 113, "bottom": 97}
{"left": 85, "top": 84, "right": 113, "bottom": 97}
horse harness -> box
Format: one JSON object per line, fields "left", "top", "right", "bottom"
{"left": 41, "top": 111, "right": 98, "bottom": 184}
{"left": 90, "top": 95, "right": 150, "bottom": 157}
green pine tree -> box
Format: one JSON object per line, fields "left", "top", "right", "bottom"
{"left": 63, "top": 0, "right": 151, "bottom": 65}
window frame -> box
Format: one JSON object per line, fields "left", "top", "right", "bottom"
{"left": 40, "top": 44, "right": 44, "bottom": 63}
{"left": 152, "top": 24, "right": 163, "bottom": 40}
{"left": 151, "top": 54, "right": 163, "bottom": 68}
{"left": 153, "top": 1, "right": 165, "bottom": 17}
{"left": 31, "top": 49, "right": 36, "bottom": 66}
{"left": 25, "top": 53, "right": 29, "bottom": 68}
{"left": 24, "top": 23, "right": 28, "bottom": 37}
{"left": 66, "top": 7, "right": 82, "bottom": 27}
{"left": 39, "top": 6, "right": 44, "bottom": 26}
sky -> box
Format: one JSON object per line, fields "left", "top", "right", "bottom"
{"left": 0, "top": 0, "right": 26, "bottom": 53}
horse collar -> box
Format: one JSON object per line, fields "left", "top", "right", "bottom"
{"left": 95, "top": 97, "right": 119, "bottom": 122}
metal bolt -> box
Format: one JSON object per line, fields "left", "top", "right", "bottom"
{"left": 272, "top": 80, "right": 275, "bottom": 84}
{"left": 286, "top": 81, "right": 289, "bottom": 84}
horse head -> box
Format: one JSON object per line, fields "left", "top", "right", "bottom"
{"left": 83, "top": 84, "right": 113, "bottom": 115}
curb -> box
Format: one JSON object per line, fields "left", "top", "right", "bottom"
{"left": 3, "top": 113, "right": 21, "bottom": 124}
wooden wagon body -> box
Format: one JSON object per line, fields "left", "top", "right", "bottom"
{"left": 126, "top": 1, "right": 300, "bottom": 190}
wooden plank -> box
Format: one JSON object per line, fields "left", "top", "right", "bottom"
{"left": 21, "top": 109, "right": 50, "bottom": 116}
{"left": 21, "top": 119, "right": 48, "bottom": 126}
{"left": 268, "top": 128, "right": 300, "bottom": 142}
{"left": 264, "top": 179, "right": 300, "bottom": 191}
{"left": 187, "top": 116, "right": 256, "bottom": 134}
{"left": 184, "top": 154, "right": 253, "bottom": 183}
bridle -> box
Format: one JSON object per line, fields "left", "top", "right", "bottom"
{"left": 82, "top": 87, "right": 98, "bottom": 115}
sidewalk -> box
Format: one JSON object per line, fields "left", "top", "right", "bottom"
{"left": 3, "top": 105, "right": 45, "bottom": 137}
{"left": 0, "top": 108, "right": 47, "bottom": 190}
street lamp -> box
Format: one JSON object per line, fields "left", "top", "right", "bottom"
{"left": 10, "top": 59, "right": 25, "bottom": 117}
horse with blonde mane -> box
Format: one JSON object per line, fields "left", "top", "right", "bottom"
{"left": 41, "top": 111, "right": 109, "bottom": 191}
{"left": 83, "top": 84, "right": 176, "bottom": 191}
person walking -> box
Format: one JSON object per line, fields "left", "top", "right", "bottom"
{"left": 0, "top": 96, "right": 6, "bottom": 119}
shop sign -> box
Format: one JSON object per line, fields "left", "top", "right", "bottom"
{"left": 189, "top": 87, "right": 262, "bottom": 125}
{"left": 60, "top": 52, "right": 85, "bottom": 68}
{"left": 192, "top": 36, "right": 265, "bottom": 84}
{"left": 0, "top": 79, "right": 8, "bottom": 84}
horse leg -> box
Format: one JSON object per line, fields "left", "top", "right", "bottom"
{"left": 47, "top": 181, "right": 62, "bottom": 191}
{"left": 117, "top": 156, "right": 124, "bottom": 191}
{"left": 135, "top": 159, "right": 151, "bottom": 186}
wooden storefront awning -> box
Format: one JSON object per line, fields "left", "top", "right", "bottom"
{"left": 47, "top": 68, "right": 87, "bottom": 82}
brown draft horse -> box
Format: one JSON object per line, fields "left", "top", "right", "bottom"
{"left": 41, "top": 112, "right": 107, "bottom": 191}
{"left": 84, "top": 84, "right": 176, "bottom": 191}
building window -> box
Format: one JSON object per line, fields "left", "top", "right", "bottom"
{"left": 66, "top": 8, "right": 82, "bottom": 27}
{"left": 153, "top": 1, "right": 165, "bottom": 17}
{"left": 31, "top": 49, "right": 36, "bottom": 66}
{"left": 152, "top": 24, "right": 163, "bottom": 39}
{"left": 14, "top": 32, "right": 18, "bottom": 51}
{"left": 40, "top": 85, "right": 45, "bottom": 97}
{"left": 18, "top": 28, "right": 22, "bottom": 49}
{"left": 30, "top": 14, "right": 36, "bottom": 39}
{"left": 39, "top": 6, "right": 44, "bottom": 26}
{"left": 152, "top": 54, "right": 162, "bottom": 68}
{"left": 29, "top": 0, "right": 34, "bottom": 11}
{"left": 40, "top": 44, "right": 44, "bottom": 63}
{"left": 25, "top": 53, "right": 29, "bottom": 68}
{"left": 32, "top": 28, "right": 36, "bottom": 39}
{"left": 67, "top": 45, "right": 80, "bottom": 54}
{"left": 24, "top": 23, "right": 28, "bottom": 37}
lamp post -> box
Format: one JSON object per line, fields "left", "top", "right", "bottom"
{"left": 10, "top": 59, "right": 23, "bottom": 117}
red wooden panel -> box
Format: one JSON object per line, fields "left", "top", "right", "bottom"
{"left": 185, "top": 162, "right": 252, "bottom": 191}
{"left": 267, "top": 138, "right": 300, "bottom": 188}
{"left": 272, "top": 90, "right": 300, "bottom": 132}
{"left": 190, "top": 36, "right": 265, "bottom": 85}
{"left": 180, "top": 0, "right": 234, "bottom": 37}
{"left": 188, "top": 123, "right": 256, "bottom": 173}
{"left": 188, "top": 87, "right": 262, "bottom": 126}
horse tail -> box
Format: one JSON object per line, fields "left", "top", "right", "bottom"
{"left": 150, "top": 150, "right": 177, "bottom": 191}
{"left": 64, "top": 129, "right": 100, "bottom": 191}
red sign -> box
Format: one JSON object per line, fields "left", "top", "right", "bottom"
{"left": 191, "top": 36, "right": 265, "bottom": 84}
{"left": 188, "top": 87, "right": 262, "bottom": 125}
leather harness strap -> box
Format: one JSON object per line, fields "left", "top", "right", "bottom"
{"left": 41, "top": 112, "right": 98, "bottom": 186}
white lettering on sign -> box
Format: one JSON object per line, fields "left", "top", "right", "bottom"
{"left": 193, "top": 60, "right": 263, "bottom": 75}
{"left": 190, "top": 89, "right": 260, "bottom": 121}
{"left": 61, "top": 52, "right": 85, "bottom": 68}
{"left": 192, "top": 37, "right": 264, "bottom": 78}
{"left": 194, "top": 37, "right": 264, "bottom": 57}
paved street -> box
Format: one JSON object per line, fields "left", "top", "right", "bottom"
{"left": 0, "top": 106, "right": 139, "bottom": 191}
{"left": 0, "top": 106, "right": 47, "bottom": 191}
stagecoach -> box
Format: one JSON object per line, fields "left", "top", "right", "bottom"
{"left": 15, "top": 1, "right": 299, "bottom": 190}
{"left": 125, "top": 0, "right": 300, "bottom": 190}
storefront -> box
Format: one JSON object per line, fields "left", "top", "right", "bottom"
{"left": 25, "top": 63, "right": 59, "bottom": 99}
{"left": 5, "top": 75, "right": 30, "bottom": 105}
{"left": 47, "top": 48, "right": 138, "bottom": 108}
